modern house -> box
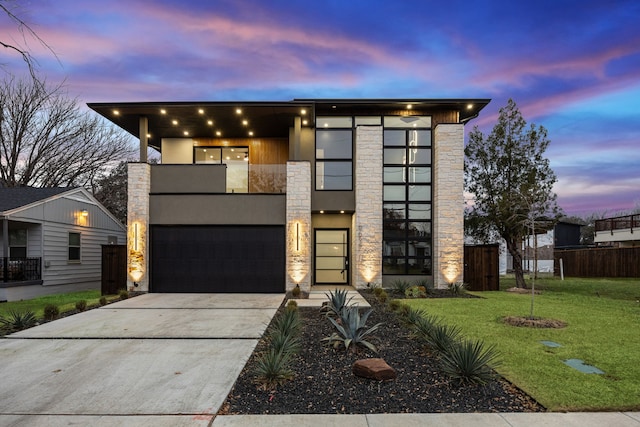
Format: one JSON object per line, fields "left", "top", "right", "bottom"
{"left": 0, "top": 187, "right": 126, "bottom": 301}
{"left": 594, "top": 214, "right": 639, "bottom": 247}
{"left": 89, "top": 99, "right": 489, "bottom": 294}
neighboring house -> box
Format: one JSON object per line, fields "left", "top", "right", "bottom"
{"left": 0, "top": 187, "right": 126, "bottom": 301}
{"left": 89, "top": 99, "right": 489, "bottom": 293}
{"left": 593, "top": 214, "right": 640, "bottom": 247}
{"left": 505, "top": 221, "right": 582, "bottom": 273}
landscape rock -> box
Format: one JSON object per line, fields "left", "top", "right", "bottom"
{"left": 352, "top": 358, "right": 397, "bottom": 380}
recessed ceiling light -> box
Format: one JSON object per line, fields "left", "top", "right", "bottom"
{"left": 467, "top": 104, "right": 473, "bottom": 110}
{"left": 236, "top": 108, "right": 242, "bottom": 114}
{"left": 160, "top": 109, "right": 166, "bottom": 114}
{"left": 340, "top": 210, "right": 345, "bottom": 214}
{"left": 236, "top": 155, "right": 241, "bottom": 159}
{"left": 226, "top": 156, "right": 230, "bottom": 160}
{"left": 198, "top": 109, "right": 204, "bottom": 114}
{"left": 407, "top": 104, "right": 412, "bottom": 110}
{"left": 242, "top": 120, "right": 248, "bottom": 126}
{"left": 172, "top": 120, "right": 178, "bottom": 125}
{"left": 323, "top": 123, "right": 329, "bottom": 127}
{"left": 320, "top": 210, "right": 324, "bottom": 214}
{"left": 331, "top": 105, "right": 336, "bottom": 109}
{"left": 302, "top": 119, "right": 308, "bottom": 125}
{"left": 183, "top": 131, "right": 189, "bottom": 136}
{"left": 231, "top": 148, "right": 234, "bottom": 151}
{"left": 207, "top": 120, "right": 213, "bottom": 125}
{"left": 216, "top": 131, "right": 221, "bottom": 136}
{"left": 210, "top": 155, "right": 213, "bottom": 159}
{"left": 113, "top": 110, "right": 119, "bottom": 115}
{"left": 301, "top": 109, "right": 307, "bottom": 115}
{"left": 146, "top": 133, "right": 151, "bottom": 138}
{"left": 203, "top": 149, "right": 207, "bottom": 152}
{"left": 248, "top": 131, "right": 254, "bottom": 136}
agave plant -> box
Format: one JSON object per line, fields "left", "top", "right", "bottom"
{"left": 0, "top": 309, "right": 37, "bottom": 332}
{"left": 422, "top": 322, "right": 462, "bottom": 354}
{"left": 439, "top": 338, "right": 501, "bottom": 384}
{"left": 323, "top": 288, "right": 354, "bottom": 317}
{"left": 323, "top": 306, "right": 383, "bottom": 353}
{"left": 268, "top": 329, "right": 301, "bottom": 355}
{"left": 390, "top": 279, "right": 413, "bottom": 295}
{"left": 403, "top": 307, "right": 430, "bottom": 327}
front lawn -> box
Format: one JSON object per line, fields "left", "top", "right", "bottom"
{"left": 0, "top": 290, "right": 119, "bottom": 320}
{"left": 404, "top": 277, "right": 640, "bottom": 411}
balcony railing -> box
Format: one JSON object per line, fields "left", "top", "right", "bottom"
{"left": 1, "top": 257, "right": 42, "bottom": 282}
{"left": 595, "top": 214, "right": 639, "bottom": 234}
{"left": 248, "top": 164, "right": 286, "bottom": 193}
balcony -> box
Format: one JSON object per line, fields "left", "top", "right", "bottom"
{"left": 1, "top": 257, "right": 42, "bottom": 283}
{"left": 594, "top": 214, "right": 639, "bottom": 246}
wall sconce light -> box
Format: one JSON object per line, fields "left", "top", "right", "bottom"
{"left": 296, "top": 222, "right": 300, "bottom": 251}
{"left": 81, "top": 209, "right": 88, "bottom": 217}
{"left": 134, "top": 222, "right": 140, "bottom": 251}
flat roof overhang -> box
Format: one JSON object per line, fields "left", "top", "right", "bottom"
{"left": 88, "top": 99, "right": 490, "bottom": 151}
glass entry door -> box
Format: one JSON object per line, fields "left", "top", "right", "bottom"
{"left": 315, "top": 229, "right": 349, "bottom": 285}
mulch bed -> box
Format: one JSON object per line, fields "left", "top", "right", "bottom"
{"left": 219, "top": 292, "right": 544, "bottom": 414}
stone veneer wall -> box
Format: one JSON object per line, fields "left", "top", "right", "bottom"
{"left": 433, "top": 124, "right": 465, "bottom": 288}
{"left": 127, "top": 162, "right": 151, "bottom": 291}
{"left": 353, "top": 126, "right": 383, "bottom": 289}
{"left": 286, "top": 161, "right": 312, "bottom": 292}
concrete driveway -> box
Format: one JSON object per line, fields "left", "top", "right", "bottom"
{"left": 0, "top": 293, "right": 283, "bottom": 426}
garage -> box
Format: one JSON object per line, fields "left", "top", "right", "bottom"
{"left": 150, "top": 225, "right": 285, "bottom": 293}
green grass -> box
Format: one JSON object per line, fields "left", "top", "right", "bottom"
{"left": 403, "top": 277, "right": 640, "bottom": 411}
{"left": 0, "top": 290, "right": 120, "bottom": 320}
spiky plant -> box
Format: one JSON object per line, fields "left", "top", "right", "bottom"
{"left": 440, "top": 339, "right": 501, "bottom": 384}
{"left": 0, "top": 309, "right": 37, "bottom": 332}
{"left": 268, "top": 330, "right": 301, "bottom": 355}
{"left": 323, "top": 288, "right": 354, "bottom": 317}
{"left": 448, "top": 281, "right": 466, "bottom": 296}
{"left": 403, "top": 307, "right": 430, "bottom": 327}
{"left": 322, "top": 306, "right": 383, "bottom": 353}
{"left": 422, "top": 322, "right": 462, "bottom": 354}
{"left": 268, "top": 308, "right": 302, "bottom": 337}
{"left": 253, "top": 348, "right": 295, "bottom": 389}
{"left": 390, "top": 279, "right": 412, "bottom": 295}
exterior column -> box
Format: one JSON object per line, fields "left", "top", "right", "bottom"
{"left": 139, "top": 116, "right": 148, "bottom": 163}
{"left": 433, "top": 123, "right": 465, "bottom": 288}
{"left": 2, "top": 218, "right": 8, "bottom": 282}
{"left": 127, "top": 162, "right": 151, "bottom": 292}
{"left": 353, "top": 126, "right": 383, "bottom": 289}
{"left": 286, "top": 161, "right": 311, "bottom": 293}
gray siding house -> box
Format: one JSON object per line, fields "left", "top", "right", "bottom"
{"left": 89, "top": 99, "right": 489, "bottom": 294}
{"left": 0, "top": 187, "right": 126, "bottom": 301}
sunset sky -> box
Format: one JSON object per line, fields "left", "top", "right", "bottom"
{"left": 2, "top": 0, "right": 639, "bottom": 216}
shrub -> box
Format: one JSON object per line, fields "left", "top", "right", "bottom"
{"left": 372, "top": 286, "right": 384, "bottom": 297}
{"left": 268, "top": 329, "right": 301, "bottom": 355}
{"left": 387, "top": 299, "right": 404, "bottom": 312}
{"left": 75, "top": 300, "right": 87, "bottom": 312}
{"left": 405, "top": 285, "right": 427, "bottom": 298}
{"left": 99, "top": 296, "right": 107, "bottom": 306}
{"left": 253, "top": 348, "right": 295, "bottom": 389}
{"left": 323, "top": 306, "right": 383, "bottom": 353}
{"left": 377, "top": 289, "right": 388, "bottom": 303}
{"left": 440, "top": 339, "right": 501, "bottom": 384}
{"left": 43, "top": 304, "right": 60, "bottom": 321}
{"left": 119, "top": 290, "right": 129, "bottom": 300}
{"left": 323, "top": 288, "right": 354, "bottom": 317}
{"left": 285, "top": 299, "right": 298, "bottom": 312}
{"left": 415, "top": 278, "right": 435, "bottom": 295}
{"left": 448, "top": 281, "right": 466, "bottom": 296}
{"left": 0, "top": 309, "right": 37, "bottom": 332}
{"left": 291, "top": 284, "right": 301, "bottom": 298}
{"left": 390, "top": 279, "right": 412, "bottom": 295}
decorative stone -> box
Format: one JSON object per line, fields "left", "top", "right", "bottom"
{"left": 353, "top": 358, "right": 397, "bottom": 381}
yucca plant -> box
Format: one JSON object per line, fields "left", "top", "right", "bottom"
{"left": 268, "top": 308, "right": 302, "bottom": 337}
{"left": 253, "top": 348, "right": 295, "bottom": 389}
{"left": 440, "top": 339, "right": 501, "bottom": 384}
{"left": 323, "top": 306, "right": 383, "bottom": 353}
{"left": 0, "top": 309, "right": 37, "bottom": 332}
{"left": 448, "top": 281, "right": 466, "bottom": 296}
{"left": 323, "top": 288, "right": 354, "bottom": 317}
{"left": 403, "top": 307, "right": 430, "bottom": 327}
{"left": 421, "top": 322, "right": 462, "bottom": 354}
{"left": 268, "top": 330, "right": 301, "bottom": 355}
{"left": 390, "top": 279, "right": 412, "bottom": 295}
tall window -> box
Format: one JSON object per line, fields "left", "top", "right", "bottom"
{"left": 68, "top": 232, "right": 81, "bottom": 262}
{"left": 382, "top": 118, "right": 432, "bottom": 275}
{"left": 316, "top": 117, "right": 353, "bottom": 190}
{"left": 9, "top": 229, "right": 27, "bottom": 258}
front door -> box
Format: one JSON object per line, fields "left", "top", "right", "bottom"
{"left": 315, "top": 229, "right": 349, "bottom": 285}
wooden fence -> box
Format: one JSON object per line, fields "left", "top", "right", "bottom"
{"left": 554, "top": 247, "right": 640, "bottom": 278}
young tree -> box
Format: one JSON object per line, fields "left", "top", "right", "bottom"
{"left": 465, "top": 99, "right": 562, "bottom": 288}
{"left": 0, "top": 76, "right": 134, "bottom": 188}
{"left": 93, "top": 161, "right": 128, "bottom": 224}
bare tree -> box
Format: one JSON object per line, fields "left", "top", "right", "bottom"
{"left": 1, "top": 1, "right": 57, "bottom": 77}
{"left": 0, "top": 75, "right": 134, "bottom": 188}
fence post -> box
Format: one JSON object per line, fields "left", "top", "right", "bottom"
{"left": 560, "top": 258, "right": 564, "bottom": 281}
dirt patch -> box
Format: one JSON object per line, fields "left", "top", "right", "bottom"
{"left": 503, "top": 316, "right": 567, "bottom": 328}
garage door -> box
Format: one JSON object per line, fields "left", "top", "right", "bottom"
{"left": 150, "top": 225, "right": 285, "bottom": 293}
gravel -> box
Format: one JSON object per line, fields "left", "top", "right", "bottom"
{"left": 219, "top": 292, "right": 544, "bottom": 414}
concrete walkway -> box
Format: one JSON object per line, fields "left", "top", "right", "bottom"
{"left": 1, "top": 291, "right": 637, "bottom": 426}
{"left": 0, "top": 293, "right": 283, "bottom": 427}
